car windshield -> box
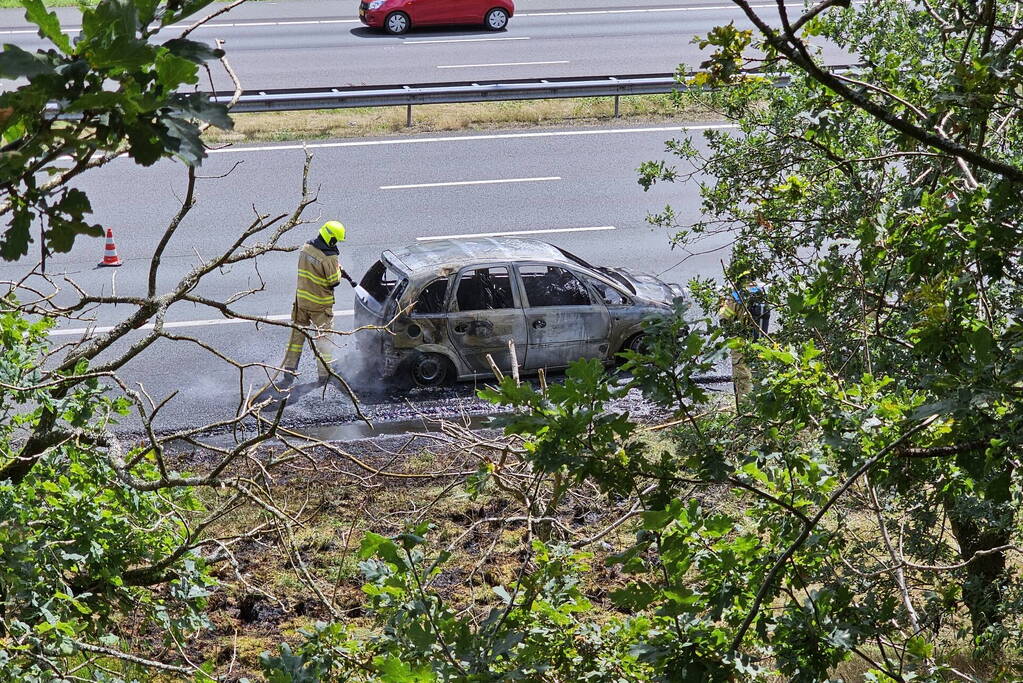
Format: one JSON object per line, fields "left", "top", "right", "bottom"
{"left": 555, "top": 246, "right": 636, "bottom": 294}
{"left": 555, "top": 246, "right": 595, "bottom": 270}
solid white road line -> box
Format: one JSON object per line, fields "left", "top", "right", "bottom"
{"left": 208, "top": 124, "right": 737, "bottom": 155}
{"left": 381, "top": 176, "right": 560, "bottom": 190}
{"left": 418, "top": 226, "right": 616, "bottom": 241}
{"left": 0, "top": 18, "right": 359, "bottom": 35}
{"left": 403, "top": 36, "right": 531, "bottom": 44}
{"left": 48, "top": 309, "right": 355, "bottom": 338}
{"left": 438, "top": 60, "right": 568, "bottom": 69}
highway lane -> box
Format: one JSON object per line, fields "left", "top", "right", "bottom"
{"left": 1, "top": 123, "right": 734, "bottom": 431}
{"left": 0, "top": 0, "right": 851, "bottom": 89}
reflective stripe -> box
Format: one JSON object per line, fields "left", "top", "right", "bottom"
{"left": 298, "top": 268, "right": 339, "bottom": 286}
{"left": 296, "top": 289, "right": 334, "bottom": 305}
{"left": 296, "top": 244, "right": 341, "bottom": 308}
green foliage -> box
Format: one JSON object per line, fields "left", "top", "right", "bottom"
{"left": 0, "top": 0, "right": 231, "bottom": 259}
{"left": 689, "top": 22, "right": 754, "bottom": 86}
{"left": 637, "top": 0, "right": 1023, "bottom": 672}
{"left": 0, "top": 301, "right": 216, "bottom": 679}
{"left": 260, "top": 527, "right": 652, "bottom": 681}
{"left": 618, "top": 300, "right": 724, "bottom": 412}
{"left": 480, "top": 359, "right": 638, "bottom": 493}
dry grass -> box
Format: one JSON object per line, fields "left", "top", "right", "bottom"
{"left": 173, "top": 433, "right": 644, "bottom": 678}
{"left": 204, "top": 95, "right": 719, "bottom": 144}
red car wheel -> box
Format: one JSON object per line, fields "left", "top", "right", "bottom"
{"left": 385, "top": 11, "right": 411, "bottom": 34}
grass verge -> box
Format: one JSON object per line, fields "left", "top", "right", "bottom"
{"left": 203, "top": 94, "right": 719, "bottom": 144}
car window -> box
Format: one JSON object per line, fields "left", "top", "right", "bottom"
{"left": 455, "top": 266, "right": 515, "bottom": 311}
{"left": 585, "top": 277, "right": 629, "bottom": 306}
{"left": 386, "top": 279, "right": 408, "bottom": 315}
{"left": 413, "top": 278, "right": 449, "bottom": 315}
{"left": 520, "top": 265, "right": 593, "bottom": 307}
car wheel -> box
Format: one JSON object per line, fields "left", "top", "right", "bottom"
{"left": 623, "top": 333, "right": 648, "bottom": 355}
{"left": 484, "top": 8, "right": 509, "bottom": 30}
{"left": 409, "top": 352, "right": 453, "bottom": 388}
{"left": 384, "top": 11, "right": 411, "bottom": 34}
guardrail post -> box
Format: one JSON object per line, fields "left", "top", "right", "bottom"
{"left": 403, "top": 85, "right": 413, "bottom": 127}
{"left": 609, "top": 77, "right": 621, "bottom": 118}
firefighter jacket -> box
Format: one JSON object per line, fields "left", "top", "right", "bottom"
{"left": 295, "top": 240, "right": 342, "bottom": 312}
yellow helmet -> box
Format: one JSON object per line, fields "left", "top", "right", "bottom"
{"left": 319, "top": 220, "right": 346, "bottom": 245}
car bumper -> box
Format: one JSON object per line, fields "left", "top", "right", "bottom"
{"left": 360, "top": 9, "right": 385, "bottom": 26}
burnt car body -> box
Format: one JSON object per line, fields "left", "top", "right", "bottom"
{"left": 353, "top": 237, "right": 683, "bottom": 386}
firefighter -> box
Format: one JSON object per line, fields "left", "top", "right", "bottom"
{"left": 719, "top": 282, "right": 769, "bottom": 403}
{"left": 278, "top": 221, "right": 357, "bottom": 388}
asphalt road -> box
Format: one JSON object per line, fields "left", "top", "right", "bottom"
{"left": 0, "top": 0, "right": 850, "bottom": 89}
{"left": 2, "top": 122, "right": 735, "bottom": 432}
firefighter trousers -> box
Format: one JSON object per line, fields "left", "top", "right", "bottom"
{"left": 283, "top": 303, "right": 335, "bottom": 380}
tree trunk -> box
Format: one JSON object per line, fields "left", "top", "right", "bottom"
{"left": 945, "top": 501, "right": 1011, "bottom": 639}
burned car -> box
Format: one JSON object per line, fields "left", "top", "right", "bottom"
{"left": 353, "top": 237, "right": 684, "bottom": 387}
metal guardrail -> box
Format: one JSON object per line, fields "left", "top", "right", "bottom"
{"left": 213, "top": 65, "right": 863, "bottom": 114}
{"left": 46, "top": 68, "right": 854, "bottom": 125}
{"left": 206, "top": 66, "right": 866, "bottom": 125}
{"left": 210, "top": 73, "right": 692, "bottom": 124}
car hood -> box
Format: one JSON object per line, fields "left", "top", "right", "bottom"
{"left": 603, "top": 267, "right": 683, "bottom": 304}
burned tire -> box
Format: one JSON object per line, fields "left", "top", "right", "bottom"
{"left": 403, "top": 352, "right": 454, "bottom": 388}
{"left": 617, "top": 332, "right": 647, "bottom": 364}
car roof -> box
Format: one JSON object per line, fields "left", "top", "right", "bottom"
{"left": 383, "top": 237, "right": 575, "bottom": 274}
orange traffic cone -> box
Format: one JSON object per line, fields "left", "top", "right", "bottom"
{"left": 98, "top": 227, "right": 122, "bottom": 267}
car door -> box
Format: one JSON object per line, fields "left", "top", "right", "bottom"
{"left": 408, "top": 0, "right": 462, "bottom": 25}
{"left": 403, "top": 0, "right": 437, "bottom": 25}
{"left": 436, "top": 0, "right": 481, "bottom": 23}
{"left": 517, "top": 263, "right": 611, "bottom": 371}
{"left": 463, "top": 0, "right": 488, "bottom": 22}
{"left": 446, "top": 265, "right": 528, "bottom": 374}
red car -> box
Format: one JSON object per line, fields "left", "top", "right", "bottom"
{"left": 359, "top": 0, "right": 514, "bottom": 34}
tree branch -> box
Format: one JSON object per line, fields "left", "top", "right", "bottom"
{"left": 729, "top": 0, "right": 1023, "bottom": 183}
